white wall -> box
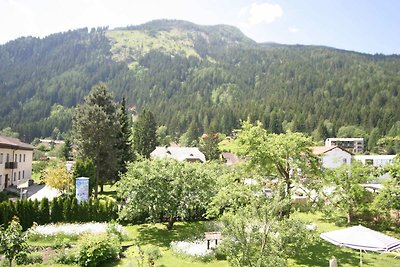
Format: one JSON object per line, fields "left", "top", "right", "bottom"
{"left": 0, "top": 148, "right": 33, "bottom": 191}
{"left": 321, "top": 148, "right": 352, "bottom": 169}
{"left": 353, "top": 155, "right": 395, "bottom": 167}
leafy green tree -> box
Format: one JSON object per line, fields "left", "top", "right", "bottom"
{"left": 220, "top": 206, "right": 314, "bottom": 267}
{"left": 43, "top": 163, "right": 70, "bottom": 193}
{"left": 117, "top": 159, "right": 218, "bottom": 230}
{"left": 115, "top": 97, "right": 134, "bottom": 175}
{"left": 199, "top": 133, "right": 221, "bottom": 161}
{"left": 209, "top": 163, "right": 315, "bottom": 266}
{"left": 233, "top": 120, "right": 320, "bottom": 217}
{"left": 373, "top": 158, "right": 400, "bottom": 217}
{"left": 156, "top": 125, "right": 171, "bottom": 146}
{"left": 0, "top": 217, "right": 28, "bottom": 267}
{"left": 325, "top": 161, "right": 377, "bottom": 223}
{"left": 73, "top": 84, "right": 119, "bottom": 196}
{"left": 132, "top": 109, "right": 158, "bottom": 158}
{"left": 0, "top": 127, "right": 19, "bottom": 138}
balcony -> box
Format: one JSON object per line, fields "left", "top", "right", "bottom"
{"left": 5, "top": 162, "right": 18, "bottom": 169}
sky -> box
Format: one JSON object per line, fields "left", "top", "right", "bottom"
{"left": 0, "top": 0, "right": 399, "bottom": 55}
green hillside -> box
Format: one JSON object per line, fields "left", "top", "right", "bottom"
{"left": 0, "top": 20, "right": 399, "bottom": 145}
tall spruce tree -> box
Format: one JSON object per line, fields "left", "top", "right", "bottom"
{"left": 116, "top": 97, "right": 134, "bottom": 175}
{"left": 132, "top": 109, "right": 158, "bottom": 158}
{"left": 73, "top": 83, "right": 119, "bottom": 197}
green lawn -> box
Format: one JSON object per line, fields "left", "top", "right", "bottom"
{"left": 116, "top": 213, "right": 399, "bottom": 267}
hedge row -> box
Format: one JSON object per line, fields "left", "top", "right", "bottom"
{"left": 0, "top": 196, "right": 118, "bottom": 230}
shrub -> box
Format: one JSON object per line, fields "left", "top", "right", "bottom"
{"left": 77, "top": 234, "right": 121, "bottom": 267}
{"left": 15, "top": 251, "right": 43, "bottom": 265}
{"left": 146, "top": 246, "right": 162, "bottom": 261}
{"left": 0, "top": 192, "right": 9, "bottom": 202}
{"left": 53, "top": 248, "right": 78, "bottom": 265}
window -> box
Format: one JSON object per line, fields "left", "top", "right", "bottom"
{"left": 14, "top": 154, "right": 17, "bottom": 162}
{"left": 342, "top": 158, "right": 347, "bottom": 163}
{"left": 13, "top": 173, "right": 16, "bottom": 181}
{"left": 6, "top": 154, "right": 9, "bottom": 162}
{"left": 22, "top": 171, "right": 25, "bottom": 179}
{"left": 23, "top": 154, "right": 26, "bottom": 162}
{"left": 0, "top": 175, "right": 2, "bottom": 185}
{"left": 0, "top": 153, "right": 3, "bottom": 164}
{"left": 18, "top": 171, "right": 21, "bottom": 180}
{"left": 19, "top": 154, "right": 22, "bottom": 162}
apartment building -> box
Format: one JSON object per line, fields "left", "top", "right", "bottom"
{"left": 0, "top": 135, "right": 34, "bottom": 191}
{"left": 325, "top": 138, "right": 364, "bottom": 153}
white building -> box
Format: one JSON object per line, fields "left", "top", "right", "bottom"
{"left": 0, "top": 135, "right": 34, "bottom": 191}
{"left": 151, "top": 146, "right": 206, "bottom": 163}
{"left": 325, "top": 138, "right": 364, "bottom": 153}
{"left": 311, "top": 146, "right": 352, "bottom": 169}
{"left": 353, "top": 155, "right": 396, "bottom": 167}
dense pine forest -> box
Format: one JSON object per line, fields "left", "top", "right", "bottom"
{"left": 1, "top": 19, "right": 400, "bottom": 144}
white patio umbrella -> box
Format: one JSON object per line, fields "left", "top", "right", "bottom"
{"left": 320, "top": 225, "right": 400, "bottom": 266}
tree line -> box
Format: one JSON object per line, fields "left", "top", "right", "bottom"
{"left": 0, "top": 21, "right": 400, "bottom": 145}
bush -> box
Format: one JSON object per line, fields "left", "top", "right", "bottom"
{"left": 0, "top": 192, "right": 9, "bottom": 202}
{"left": 15, "top": 251, "right": 43, "bottom": 265}
{"left": 77, "top": 234, "right": 121, "bottom": 267}
{"left": 53, "top": 248, "right": 78, "bottom": 265}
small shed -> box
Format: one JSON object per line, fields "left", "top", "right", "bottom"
{"left": 205, "top": 232, "right": 222, "bottom": 249}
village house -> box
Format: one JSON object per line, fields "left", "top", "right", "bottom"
{"left": 311, "top": 145, "right": 352, "bottom": 169}
{"left": 0, "top": 135, "right": 34, "bottom": 191}
{"left": 151, "top": 146, "right": 206, "bottom": 163}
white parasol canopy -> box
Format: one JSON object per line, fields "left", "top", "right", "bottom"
{"left": 320, "top": 225, "right": 400, "bottom": 266}
{"left": 321, "top": 225, "right": 400, "bottom": 252}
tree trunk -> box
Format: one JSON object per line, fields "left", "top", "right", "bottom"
{"left": 347, "top": 209, "right": 353, "bottom": 224}
{"left": 167, "top": 216, "right": 176, "bottom": 230}
{"left": 94, "top": 169, "right": 99, "bottom": 198}
{"left": 100, "top": 184, "right": 104, "bottom": 193}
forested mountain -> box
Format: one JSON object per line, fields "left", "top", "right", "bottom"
{"left": 1, "top": 19, "right": 400, "bottom": 143}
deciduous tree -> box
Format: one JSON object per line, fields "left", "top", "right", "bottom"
{"left": 117, "top": 159, "right": 219, "bottom": 230}
{"left": 233, "top": 120, "right": 321, "bottom": 217}
{"left": 0, "top": 217, "right": 28, "bottom": 267}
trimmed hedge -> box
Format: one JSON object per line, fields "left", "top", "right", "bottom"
{"left": 0, "top": 196, "right": 118, "bottom": 230}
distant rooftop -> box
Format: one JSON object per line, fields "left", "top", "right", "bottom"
{"left": 0, "top": 135, "right": 34, "bottom": 150}
{"left": 151, "top": 146, "right": 206, "bottom": 163}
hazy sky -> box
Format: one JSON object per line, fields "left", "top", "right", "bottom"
{"left": 1, "top": 0, "right": 399, "bottom": 55}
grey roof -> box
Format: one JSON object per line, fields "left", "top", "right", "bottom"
{"left": 151, "top": 146, "right": 206, "bottom": 162}
{"left": 0, "top": 135, "right": 35, "bottom": 150}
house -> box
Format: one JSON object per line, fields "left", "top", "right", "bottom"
{"left": 325, "top": 138, "right": 364, "bottom": 153}
{"left": 353, "top": 155, "right": 396, "bottom": 167}
{"left": 311, "top": 146, "right": 352, "bottom": 169}
{"left": 0, "top": 135, "right": 34, "bottom": 191}
{"left": 151, "top": 146, "right": 206, "bottom": 163}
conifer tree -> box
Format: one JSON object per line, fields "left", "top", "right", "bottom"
{"left": 132, "top": 109, "right": 158, "bottom": 158}
{"left": 73, "top": 83, "right": 119, "bottom": 196}
{"left": 38, "top": 198, "right": 50, "bottom": 225}
{"left": 116, "top": 97, "right": 134, "bottom": 175}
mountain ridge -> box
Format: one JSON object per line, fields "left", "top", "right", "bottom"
{"left": 0, "top": 19, "right": 399, "bottom": 142}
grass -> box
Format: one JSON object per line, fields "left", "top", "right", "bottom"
{"left": 116, "top": 221, "right": 228, "bottom": 267}
{"left": 118, "top": 213, "right": 400, "bottom": 267}
{"left": 106, "top": 29, "right": 200, "bottom": 69}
